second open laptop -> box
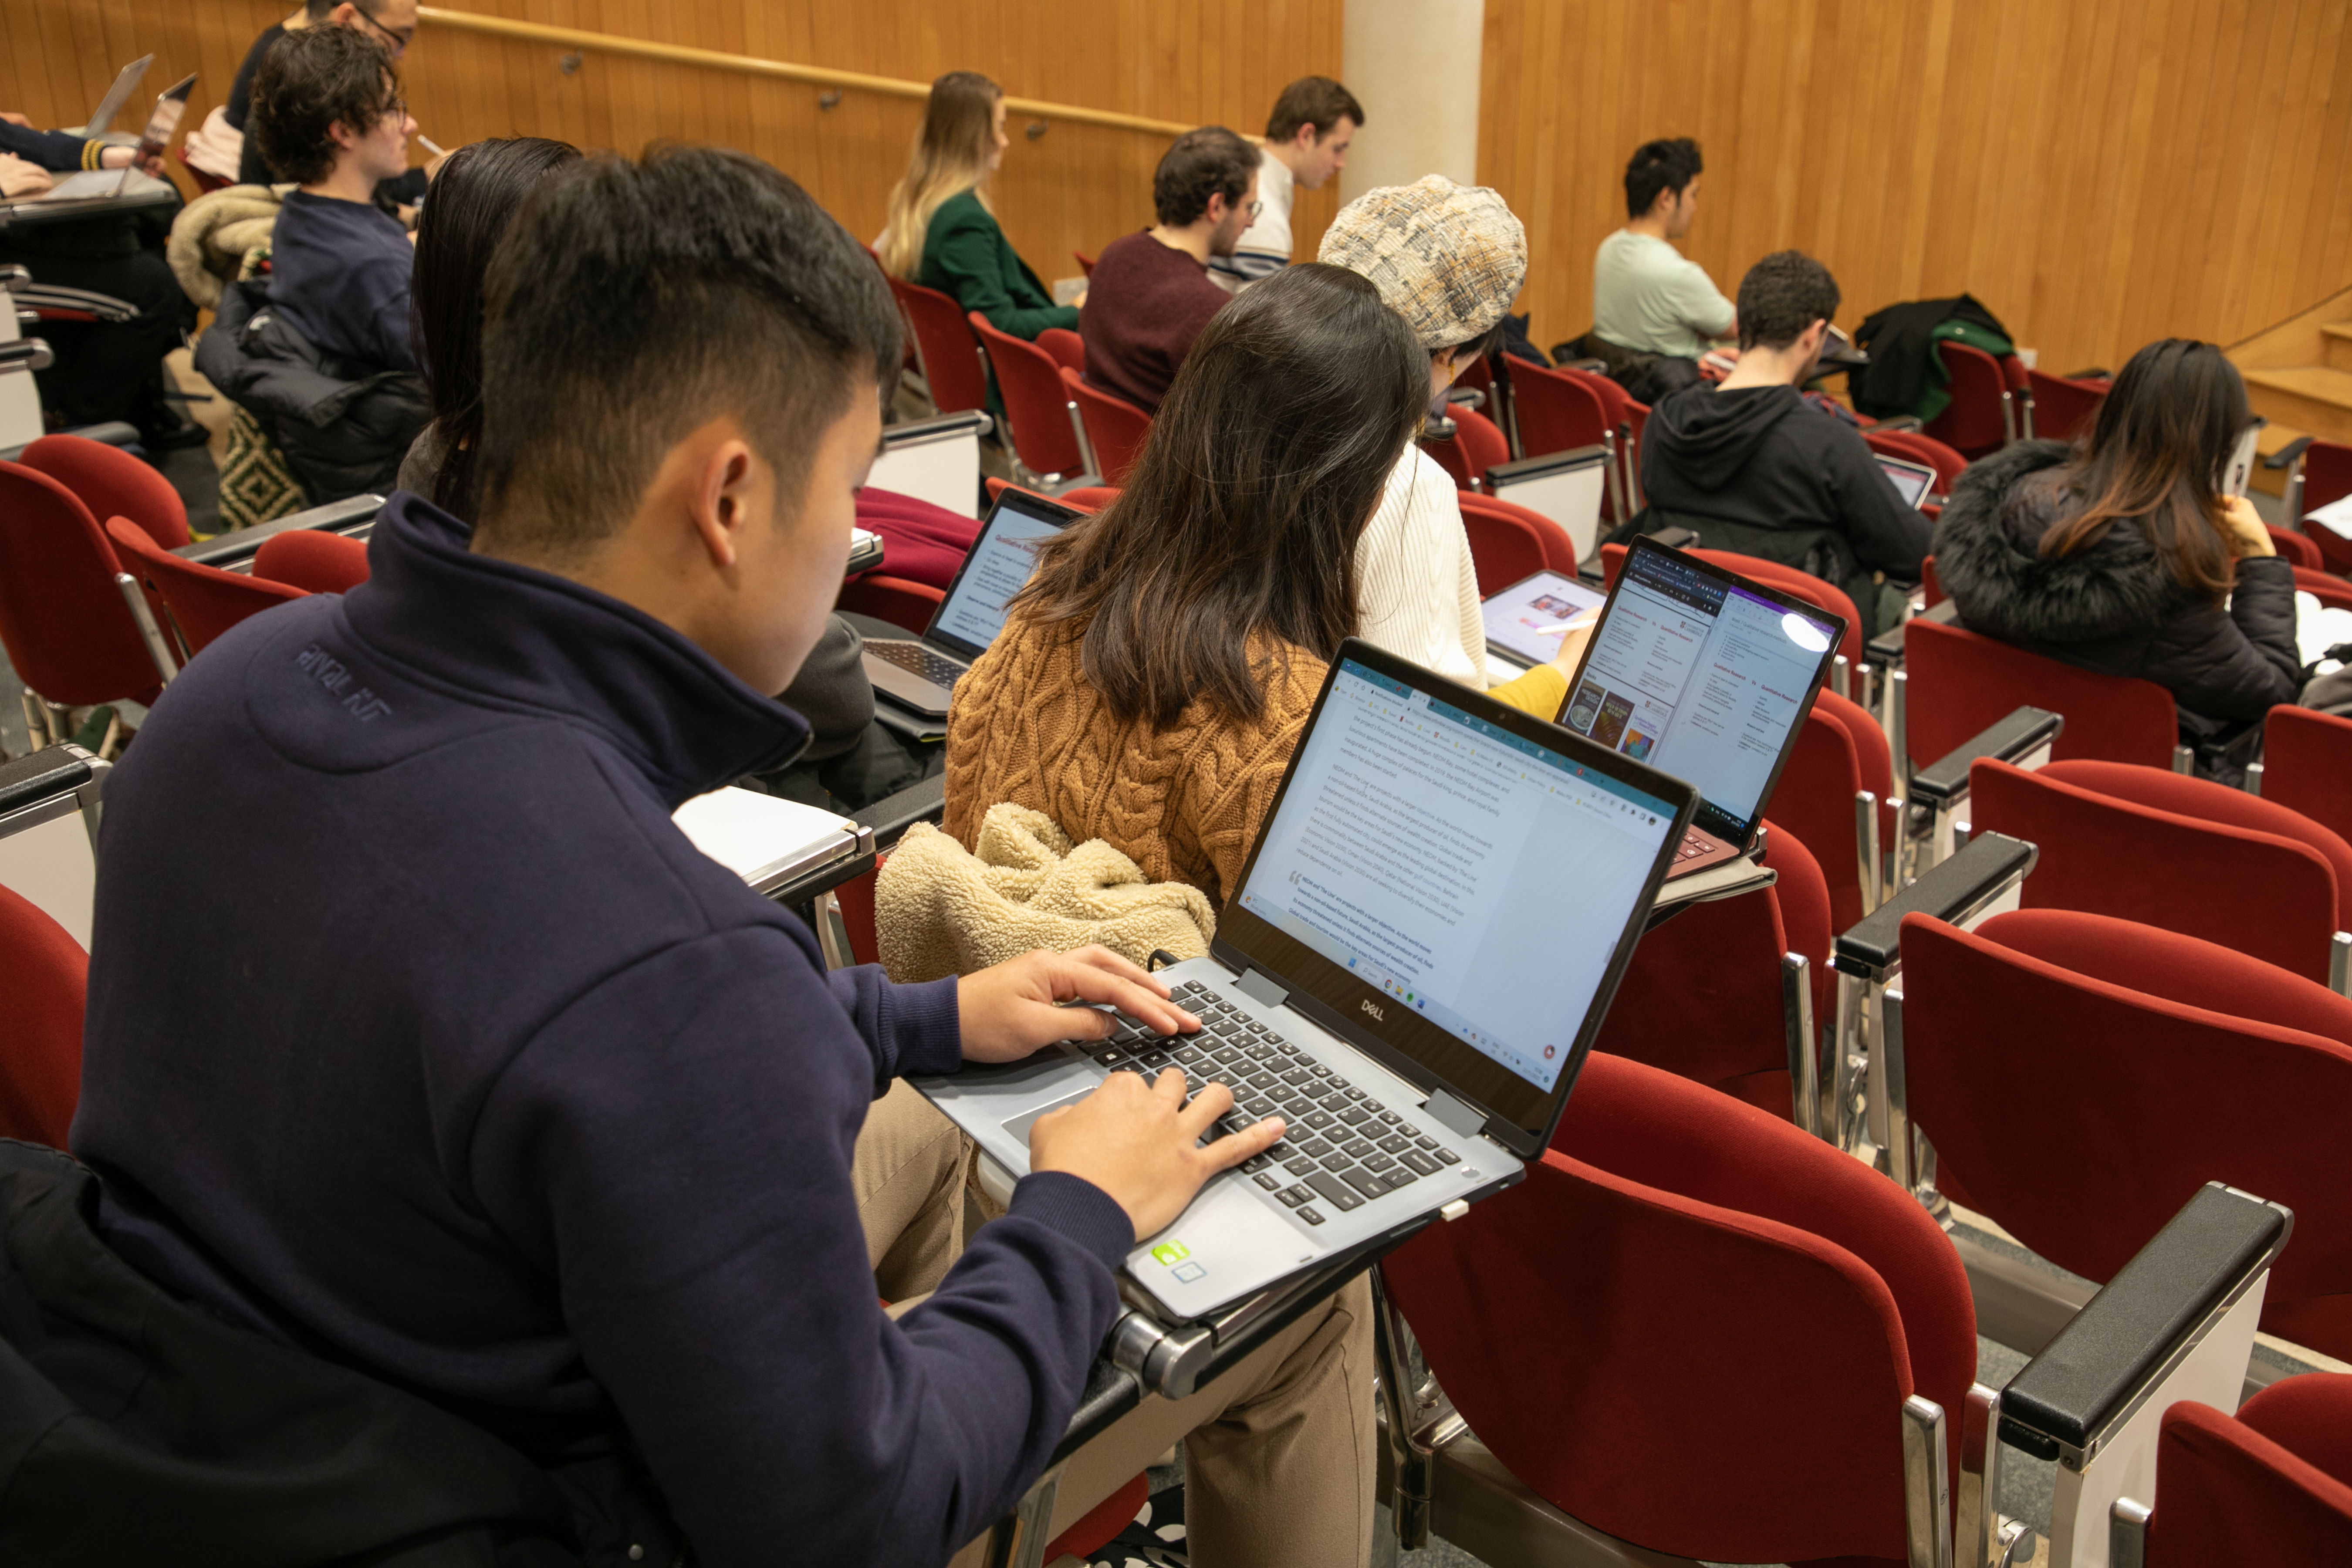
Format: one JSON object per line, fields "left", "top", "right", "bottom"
{"left": 1479, "top": 567, "right": 1607, "bottom": 686}
{"left": 860, "top": 487, "right": 1082, "bottom": 718}
{"left": 913, "top": 638, "right": 1697, "bottom": 1321}
{"left": 1557, "top": 537, "right": 1846, "bottom": 879}
{"left": 1876, "top": 452, "right": 1938, "bottom": 509}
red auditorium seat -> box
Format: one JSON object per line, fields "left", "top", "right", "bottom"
{"left": 1422, "top": 404, "right": 1510, "bottom": 493}
{"left": 253, "top": 529, "right": 371, "bottom": 595}
{"left": 2270, "top": 527, "right": 2325, "bottom": 570}
{"left": 1382, "top": 1051, "right": 1976, "bottom": 1566}
{"left": 835, "top": 574, "right": 945, "bottom": 637}
{"left": 1585, "top": 820, "right": 1833, "bottom": 1132}
{"left": 1554, "top": 361, "right": 1649, "bottom": 511}
{"left": 1902, "top": 617, "right": 2180, "bottom": 771}
{"left": 1034, "top": 326, "right": 1085, "bottom": 375}
{"left": 2298, "top": 564, "right": 2352, "bottom": 608}
{"left": 969, "top": 311, "right": 1089, "bottom": 482}
{"left": 1059, "top": 367, "right": 1150, "bottom": 486}
{"left": 0, "top": 459, "right": 167, "bottom": 728}
{"left": 1968, "top": 757, "right": 2352, "bottom": 987}
{"left": 2023, "top": 367, "right": 2107, "bottom": 442}
{"left": 1458, "top": 493, "right": 1578, "bottom": 590}
{"left": 107, "top": 516, "right": 306, "bottom": 661}
{"left": 1765, "top": 689, "right": 1900, "bottom": 933}
{"left": 1053, "top": 485, "right": 1118, "bottom": 512}
{"left": 1921, "top": 341, "right": 2020, "bottom": 460}
{"left": 17, "top": 433, "right": 189, "bottom": 551}
{"left": 1899, "top": 909, "right": 2352, "bottom": 1358}
{"left": 1072, "top": 249, "right": 1095, "bottom": 278}
{"left": 2129, "top": 1375, "right": 2352, "bottom": 1563}
{"left": 886, "top": 275, "right": 990, "bottom": 416}
{"left": 1500, "top": 356, "right": 1624, "bottom": 530}
{"left": 2284, "top": 436, "right": 2352, "bottom": 575}
{"left": 2263, "top": 705, "right": 2352, "bottom": 845}
{"left": 0, "top": 882, "right": 86, "bottom": 1149}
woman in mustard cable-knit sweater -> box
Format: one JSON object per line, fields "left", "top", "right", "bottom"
{"left": 946, "top": 264, "right": 1592, "bottom": 908}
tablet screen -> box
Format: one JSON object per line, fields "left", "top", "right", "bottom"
{"left": 1480, "top": 570, "right": 1608, "bottom": 666}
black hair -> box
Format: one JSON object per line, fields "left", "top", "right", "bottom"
{"left": 1153, "top": 126, "right": 1258, "bottom": 228}
{"left": 250, "top": 24, "right": 400, "bottom": 185}
{"left": 1623, "top": 137, "right": 1703, "bottom": 220}
{"left": 1265, "top": 76, "right": 1365, "bottom": 144}
{"left": 1013, "top": 264, "right": 1425, "bottom": 726}
{"left": 1735, "top": 250, "right": 1841, "bottom": 352}
{"left": 409, "top": 136, "right": 582, "bottom": 520}
{"left": 470, "top": 145, "right": 903, "bottom": 560}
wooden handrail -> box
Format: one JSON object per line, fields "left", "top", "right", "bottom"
{"left": 416, "top": 7, "right": 1196, "bottom": 138}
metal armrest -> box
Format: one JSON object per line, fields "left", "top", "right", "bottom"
{"left": 1444, "top": 385, "right": 1486, "bottom": 411}
{"left": 1555, "top": 357, "right": 1609, "bottom": 375}
{"left": 1835, "top": 830, "right": 2038, "bottom": 983}
{"left": 0, "top": 263, "right": 29, "bottom": 293}
{"left": 1869, "top": 595, "right": 1957, "bottom": 670}
{"left": 0, "top": 744, "right": 99, "bottom": 822}
{"left": 1909, "top": 706, "right": 2063, "bottom": 869}
{"left": 2261, "top": 435, "right": 2313, "bottom": 470}
{"left": 0, "top": 338, "right": 53, "bottom": 375}
{"left": 1870, "top": 415, "right": 1926, "bottom": 434}
{"left": 1423, "top": 413, "right": 1457, "bottom": 442}
{"left": 174, "top": 495, "right": 384, "bottom": 570}
{"left": 881, "top": 408, "right": 993, "bottom": 447}
{"left": 850, "top": 773, "right": 945, "bottom": 855}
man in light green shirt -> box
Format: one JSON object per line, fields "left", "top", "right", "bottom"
{"left": 1593, "top": 137, "right": 1735, "bottom": 359}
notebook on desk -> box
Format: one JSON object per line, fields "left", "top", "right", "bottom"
{"left": 913, "top": 638, "right": 1696, "bottom": 1321}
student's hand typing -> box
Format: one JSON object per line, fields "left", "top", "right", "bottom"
{"left": 2218, "top": 495, "right": 2275, "bottom": 559}
{"left": 0, "top": 154, "right": 51, "bottom": 199}
{"left": 956, "top": 945, "right": 1199, "bottom": 1064}
{"left": 1028, "top": 1068, "right": 1287, "bottom": 1242}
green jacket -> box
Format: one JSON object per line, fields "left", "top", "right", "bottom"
{"left": 918, "top": 188, "right": 1077, "bottom": 343}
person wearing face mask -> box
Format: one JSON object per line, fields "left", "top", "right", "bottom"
{"left": 1207, "top": 76, "right": 1363, "bottom": 294}
{"left": 196, "top": 24, "right": 429, "bottom": 502}
{"left": 1075, "top": 127, "right": 1254, "bottom": 415}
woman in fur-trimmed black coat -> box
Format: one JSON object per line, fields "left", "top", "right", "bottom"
{"left": 1930, "top": 340, "right": 2301, "bottom": 724}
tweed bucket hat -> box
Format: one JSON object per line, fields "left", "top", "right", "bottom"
{"left": 1317, "top": 175, "right": 1527, "bottom": 351}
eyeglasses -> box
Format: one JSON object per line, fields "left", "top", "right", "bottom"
{"left": 353, "top": 5, "right": 414, "bottom": 54}
{"left": 1245, "top": 198, "right": 1263, "bottom": 220}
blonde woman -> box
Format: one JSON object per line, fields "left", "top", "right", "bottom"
{"left": 879, "top": 71, "right": 1079, "bottom": 342}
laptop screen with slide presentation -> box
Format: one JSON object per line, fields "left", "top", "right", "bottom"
{"left": 1559, "top": 540, "right": 1844, "bottom": 851}
{"left": 926, "top": 494, "right": 1067, "bottom": 657}
{"left": 1217, "top": 642, "right": 1693, "bottom": 1146}
{"left": 1877, "top": 453, "right": 1937, "bottom": 508}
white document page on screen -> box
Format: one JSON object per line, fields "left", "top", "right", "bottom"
{"left": 932, "top": 512, "right": 1061, "bottom": 649}
{"left": 1561, "top": 576, "right": 1709, "bottom": 764}
{"left": 1237, "top": 668, "right": 1669, "bottom": 1092}
{"left": 1640, "top": 588, "right": 1822, "bottom": 823}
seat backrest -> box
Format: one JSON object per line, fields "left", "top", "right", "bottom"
{"left": 1903, "top": 617, "right": 2178, "bottom": 770}
{"left": 2268, "top": 526, "right": 2327, "bottom": 570}
{"left": 1458, "top": 492, "right": 1579, "bottom": 579}
{"left": 107, "top": 516, "right": 308, "bottom": 657}
{"left": 2266, "top": 704, "right": 2352, "bottom": 845}
{"left": 1423, "top": 405, "right": 1511, "bottom": 493}
{"left": 0, "top": 462, "right": 165, "bottom": 707}
{"left": 2148, "top": 1396, "right": 2352, "bottom": 1566}
{"left": 1035, "top": 326, "right": 1085, "bottom": 375}
{"left": 0, "top": 882, "right": 86, "bottom": 1149}
{"left": 2298, "top": 437, "right": 2352, "bottom": 573}
{"left": 1865, "top": 427, "right": 1969, "bottom": 493}
{"left": 835, "top": 573, "right": 947, "bottom": 637}
{"left": 1060, "top": 367, "right": 1151, "bottom": 485}
{"left": 1502, "top": 354, "right": 1612, "bottom": 459}
{"left": 20, "top": 434, "right": 189, "bottom": 550}
{"left": 1922, "top": 341, "right": 2012, "bottom": 457}
{"left": 2042, "top": 755, "right": 2352, "bottom": 909}
{"left": 1969, "top": 757, "right": 2344, "bottom": 981}
{"left": 1072, "top": 249, "right": 1095, "bottom": 277}
{"left": 1053, "top": 485, "right": 1118, "bottom": 512}
{"left": 1901, "top": 910, "right": 2352, "bottom": 1339}
{"left": 887, "top": 275, "right": 989, "bottom": 415}
{"left": 2023, "top": 369, "right": 2106, "bottom": 443}
{"left": 254, "top": 528, "right": 371, "bottom": 595}
{"left": 969, "top": 311, "right": 1086, "bottom": 477}
{"left": 1384, "top": 1051, "right": 1973, "bottom": 1565}
{"left": 1456, "top": 498, "right": 1548, "bottom": 593}
{"left": 1767, "top": 691, "right": 1897, "bottom": 933}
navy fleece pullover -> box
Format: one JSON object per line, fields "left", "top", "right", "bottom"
{"left": 72, "top": 493, "right": 1136, "bottom": 1567}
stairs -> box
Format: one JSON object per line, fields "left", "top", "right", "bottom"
{"left": 2228, "top": 290, "right": 2352, "bottom": 496}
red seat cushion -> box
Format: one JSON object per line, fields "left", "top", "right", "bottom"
{"left": 0, "top": 885, "right": 87, "bottom": 1149}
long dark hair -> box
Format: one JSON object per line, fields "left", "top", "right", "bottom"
{"left": 2039, "top": 338, "right": 2250, "bottom": 602}
{"left": 411, "top": 136, "right": 581, "bottom": 518}
{"left": 1014, "top": 263, "right": 1426, "bottom": 726}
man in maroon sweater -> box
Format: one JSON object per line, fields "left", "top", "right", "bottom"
{"left": 1080, "top": 126, "right": 1256, "bottom": 414}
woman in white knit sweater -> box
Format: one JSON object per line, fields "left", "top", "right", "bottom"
{"left": 1321, "top": 175, "right": 1553, "bottom": 697}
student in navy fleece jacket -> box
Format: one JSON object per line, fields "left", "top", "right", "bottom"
{"left": 72, "top": 146, "right": 1299, "bottom": 1566}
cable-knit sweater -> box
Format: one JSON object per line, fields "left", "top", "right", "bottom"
{"left": 945, "top": 612, "right": 1566, "bottom": 908}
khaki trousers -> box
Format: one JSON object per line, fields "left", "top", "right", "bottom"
{"left": 855, "top": 1085, "right": 1376, "bottom": 1568}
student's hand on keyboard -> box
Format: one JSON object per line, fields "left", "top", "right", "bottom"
{"left": 956, "top": 945, "right": 1201, "bottom": 1064}
{"left": 1028, "top": 1069, "right": 1287, "bottom": 1242}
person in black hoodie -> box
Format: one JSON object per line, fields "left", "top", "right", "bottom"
{"left": 1631, "top": 250, "right": 1928, "bottom": 635}
{"left": 1931, "top": 338, "right": 2300, "bottom": 725}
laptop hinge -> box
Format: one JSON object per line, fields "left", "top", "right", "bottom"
{"left": 1233, "top": 968, "right": 1289, "bottom": 1010}
{"left": 1422, "top": 1088, "right": 1485, "bottom": 1139}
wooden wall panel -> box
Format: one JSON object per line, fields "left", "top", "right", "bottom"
{"left": 1480, "top": 0, "right": 2352, "bottom": 382}
{"left": 0, "top": 0, "right": 1345, "bottom": 296}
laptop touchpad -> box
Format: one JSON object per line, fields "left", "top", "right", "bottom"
{"left": 1003, "top": 1088, "right": 1094, "bottom": 1142}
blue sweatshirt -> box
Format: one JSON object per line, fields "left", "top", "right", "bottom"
{"left": 72, "top": 492, "right": 1137, "bottom": 1567}
{"left": 267, "top": 188, "right": 419, "bottom": 373}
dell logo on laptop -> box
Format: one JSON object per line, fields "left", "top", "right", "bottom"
{"left": 1360, "top": 999, "right": 1384, "bottom": 1021}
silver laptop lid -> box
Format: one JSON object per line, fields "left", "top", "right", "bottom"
{"left": 918, "top": 487, "right": 1082, "bottom": 660}
{"left": 1480, "top": 568, "right": 1607, "bottom": 666}
{"left": 1876, "top": 453, "right": 1936, "bottom": 508}
{"left": 84, "top": 55, "right": 154, "bottom": 136}
{"left": 1560, "top": 538, "right": 1845, "bottom": 849}
{"left": 1213, "top": 638, "right": 1696, "bottom": 1159}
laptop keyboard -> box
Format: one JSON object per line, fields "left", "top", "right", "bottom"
{"left": 1676, "top": 828, "right": 1713, "bottom": 861}
{"left": 1081, "top": 979, "right": 1462, "bottom": 1228}
{"left": 866, "top": 640, "right": 966, "bottom": 686}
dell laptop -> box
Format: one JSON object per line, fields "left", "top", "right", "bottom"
{"left": 1479, "top": 567, "right": 1607, "bottom": 686}
{"left": 912, "top": 638, "right": 1697, "bottom": 1321}
{"left": 1558, "top": 537, "right": 1845, "bottom": 879}
{"left": 861, "top": 487, "right": 1081, "bottom": 717}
